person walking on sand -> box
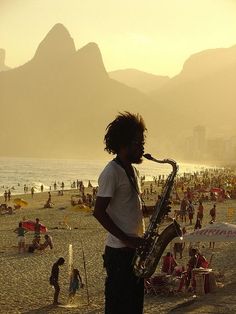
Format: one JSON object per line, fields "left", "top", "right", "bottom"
{"left": 180, "top": 197, "right": 188, "bottom": 223}
{"left": 4, "top": 190, "right": 7, "bottom": 202}
{"left": 194, "top": 218, "right": 202, "bottom": 231}
{"left": 14, "top": 222, "right": 28, "bottom": 253}
{"left": 34, "top": 218, "right": 41, "bottom": 239}
{"left": 210, "top": 204, "right": 216, "bottom": 222}
{"left": 7, "top": 189, "right": 11, "bottom": 201}
{"left": 197, "top": 201, "right": 204, "bottom": 224}
{"left": 31, "top": 187, "right": 34, "bottom": 198}
{"left": 94, "top": 112, "right": 147, "bottom": 314}
{"left": 50, "top": 257, "right": 65, "bottom": 305}
{"left": 187, "top": 200, "right": 195, "bottom": 225}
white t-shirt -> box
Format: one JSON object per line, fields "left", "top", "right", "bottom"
{"left": 97, "top": 160, "right": 144, "bottom": 248}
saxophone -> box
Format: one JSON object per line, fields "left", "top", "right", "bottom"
{"left": 133, "top": 153, "right": 182, "bottom": 278}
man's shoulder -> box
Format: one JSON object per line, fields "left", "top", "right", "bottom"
{"left": 100, "top": 160, "right": 123, "bottom": 176}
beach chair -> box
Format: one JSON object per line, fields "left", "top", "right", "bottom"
{"left": 144, "top": 278, "right": 159, "bottom": 296}
{"left": 144, "top": 275, "right": 170, "bottom": 296}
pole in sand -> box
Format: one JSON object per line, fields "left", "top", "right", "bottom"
{"left": 80, "top": 240, "right": 90, "bottom": 305}
{"left": 68, "top": 243, "right": 73, "bottom": 277}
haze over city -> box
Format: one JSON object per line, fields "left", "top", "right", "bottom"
{"left": 1, "top": 0, "right": 236, "bottom": 163}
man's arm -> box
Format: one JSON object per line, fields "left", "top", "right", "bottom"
{"left": 93, "top": 196, "right": 145, "bottom": 248}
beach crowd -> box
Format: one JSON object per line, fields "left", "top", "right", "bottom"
{"left": 1, "top": 165, "right": 236, "bottom": 304}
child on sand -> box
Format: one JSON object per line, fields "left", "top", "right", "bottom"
{"left": 14, "top": 222, "right": 28, "bottom": 253}
{"left": 68, "top": 268, "right": 84, "bottom": 304}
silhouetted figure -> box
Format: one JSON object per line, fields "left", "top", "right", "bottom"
{"left": 4, "top": 190, "right": 7, "bottom": 202}
{"left": 7, "top": 189, "right": 11, "bottom": 201}
{"left": 50, "top": 257, "right": 65, "bottom": 305}
{"left": 31, "top": 187, "right": 35, "bottom": 198}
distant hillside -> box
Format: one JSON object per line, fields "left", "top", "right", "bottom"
{"left": 0, "top": 24, "right": 154, "bottom": 159}
{"left": 1, "top": 24, "right": 235, "bottom": 161}
{"left": 149, "top": 45, "right": 236, "bottom": 138}
{"left": 0, "top": 49, "right": 11, "bottom": 72}
{"left": 109, "top": 68, "right": 169, "bottom": 93}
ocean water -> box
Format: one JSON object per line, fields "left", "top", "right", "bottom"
{"left": 0, "top": 157, "right": 215, "bottom": 196}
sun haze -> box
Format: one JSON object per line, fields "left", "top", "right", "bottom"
{"left": 1, "top": 0, "right": 236, "bottom": 76}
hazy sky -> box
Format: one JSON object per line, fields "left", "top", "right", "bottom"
{"left": 1, "top": 0, "right": 236, "bottom": 76}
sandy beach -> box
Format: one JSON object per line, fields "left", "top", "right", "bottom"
{"left": 1, "top": 186, "right": 236, "bottom": 314}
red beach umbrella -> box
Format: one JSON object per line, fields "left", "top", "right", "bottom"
{"left": 210, "top": 188, "right": 223, "bottom": 193}
{"left": 22, "top": 220, "right": 47, "bottom": 233}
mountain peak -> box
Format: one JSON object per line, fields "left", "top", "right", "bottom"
{"left": 73, "top": 42, "right": 108, "bottom": 78}
{"left": 180, "top": 46, "right": 236, "bottom": 79}
{"left": 33, "top": 23, "right": 76, "bottom": 62}
{"left": 78, "top": 42, "right": 102, "bottom": 57}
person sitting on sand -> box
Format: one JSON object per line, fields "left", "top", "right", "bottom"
{"left": 44, "top": 192, "right": 54, "bottom": 208}
{"left": 50, "top": 257, "right": 65, "bottom": 305}
{"left": 14, "top": 222, "right": 28, "bottom": 253}
{"left": 161, "top": 252, "right": 177, "bottom": 274}
{"left": 186, "top": 248, "right": 209, "bottom": 289}
{"left": 39, "top": 234, "right": 53, "bottom": 250}
{"left": 7, "top": 206, "right": 14, "bottom": 215}
{"left": 68, "top": 268, "right": 84, "bottom": 304}
{"left": 28, "top": 235, "right": 41, "bottom": 253}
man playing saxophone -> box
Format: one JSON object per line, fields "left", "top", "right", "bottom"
{"left": 93, "top": 112, "right": 147, "bottom": 314}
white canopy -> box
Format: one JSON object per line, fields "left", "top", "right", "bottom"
{"left": 182, "top": 222, "right": 236, "bottom": 242}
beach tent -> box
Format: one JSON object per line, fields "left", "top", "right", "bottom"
{"left": 182, "top": 222, "right": 236, "bottom": 242}
{"left": 13, "top": 198, "right": 28, "bottom": 207}
{"left": 69, "top": 204, "right": 92, "bottom": 213}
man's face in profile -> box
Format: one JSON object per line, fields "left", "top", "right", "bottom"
{"left": 126, "top": 132, "right": 145, "bottom": 164}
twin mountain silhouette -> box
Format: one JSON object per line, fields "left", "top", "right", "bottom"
{"left": 0, "top": 23, "right": 235, "bottom": 159}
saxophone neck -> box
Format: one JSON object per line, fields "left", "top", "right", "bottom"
{"left": 143, "top": 153, "right": 178, "bottom": 172}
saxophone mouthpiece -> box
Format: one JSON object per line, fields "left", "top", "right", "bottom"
{"left": 143, "top": 153, "right": 152, "bottom": 160}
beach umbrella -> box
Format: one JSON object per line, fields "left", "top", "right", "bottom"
{"left": 13, "top": 198, "right": 28, "bottom": 207}
{"left": 210, "top": 188, "right": 223, "bottom": 193}
{"left": 22, "top": 220, "right": 47, "bottom": 233}
{"left": 182, "top": 222, "right": 236, "bottom": 242}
